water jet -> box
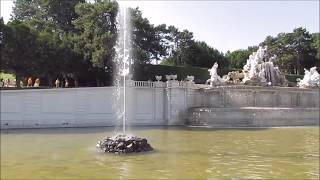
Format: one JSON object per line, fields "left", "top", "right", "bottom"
{"left": 96, "top": 5, "right": 153, "bottom": 153}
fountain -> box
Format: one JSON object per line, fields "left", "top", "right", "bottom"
{"left": 215, "top": 46, "right": 288, "bottom": 87}
{"left": 96, "top": 5, "right": 153, "bottom": 153}
{"left": 206, "top": 62, "right": 228, "bottom": 87}
{"left": 241, "top": 46, "right": 288, "bottom": 86}
{"left": 297, "top": 67, "right": 320, "bottom": 88}
{"left": 187, "top": 46, "right": 319, "bottom": 127}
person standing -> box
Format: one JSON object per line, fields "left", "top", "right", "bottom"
{"left": 55, "top": 78, "right": 60, "bottom": 88}
{"left": 0, "top": 78, "right": 4, "bottom": 87}
{"left": 27, "top": 77, "right": 33, "bottom": 87}
{"left": 34, "top": 78, "right": 40, "bottom": 87}
{"left": 7, "top": 79, "right": 11, "bottom": 87}
{"left": 64, "top": 79, "right": 69, "bottom": 88}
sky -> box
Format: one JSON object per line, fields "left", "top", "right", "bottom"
{"left": 1, "top": 0, "right": 319, "bottom": 53}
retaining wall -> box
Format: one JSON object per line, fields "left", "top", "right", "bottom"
{"left": 1, "top": 82, "right": 319, "bottom": 129}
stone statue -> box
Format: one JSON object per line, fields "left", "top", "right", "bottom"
{"left": 206, "top": 62, "right": 226, "bottom": 87}
{"left": 297, "top": 67, "right": 320, "bottom": 88}
{"left": 225, "top": 71, "right": 244, "bottom": 84}
{"left": 241, "top": 46, "right": 287, "bottom": 86}
{"left": 220, "top": 46, "right": 287, "bottom": 86}
{"left": 186, "top": 75, "right": 194, "bottom": 82}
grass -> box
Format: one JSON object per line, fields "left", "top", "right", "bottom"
{"left": 0, "top": 72, "right": 16, "bottom": 81}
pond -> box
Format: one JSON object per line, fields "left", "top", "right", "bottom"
{"left": 1, "top": 126, "right": 319, "bottom": 179}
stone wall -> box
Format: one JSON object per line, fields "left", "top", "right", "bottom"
{"left": 1, "top": 82, "right": 319, "bottom": 129}
{"left": 202, "top": 86, "right": 319, "bottom": 108}
{"left": 188, "top": 107, "right": 319, "bottom": 127}
{"left": 188, "top": 85, "right": 319, "bottom": 127}
{"left": 0, "top": 86, "right": 168, "bottom": 129}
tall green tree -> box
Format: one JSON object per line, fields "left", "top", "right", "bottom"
{"left": 184, "top": 41, "right": 227, "bottom": 68}
{"left": 311, "top": 33, "right": 320, "bottom": 67}
{"left": 130, "top": 8, "right": 168, "bottom": 64}
{"left": 164, "top": 26, "right": 194, "bottom": 66}
{"left": 45, "top": 0, "right": 85, "bottom": 33}
{"left": 162, "top": 31, "right": 228, "bottom": 69}
{"left": 226, "top": 46, "right": 257, "bottom": 69}
{"left": 12, "top": 0, "right": 84, "bottom": 32}
{"left": 11, "top": 0, "right": 53, "bottom": 32}
{"left": 1, "top": 20, "right": 39, "bottom": 87}
{"left": 261, "top": 27, "right": 317, "bottom": 74}
{"left": 74, "top": 0, "right": 118, "bottom": 85}
{"left": 11, "top": 0, "right": 88, "bottom": 86}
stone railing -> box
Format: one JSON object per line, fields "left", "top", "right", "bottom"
{"left": 132, "top": 75, "right": 196, "bottom": 89}
{"left": 133, "top": 81, "right": 155, "bottom": 87}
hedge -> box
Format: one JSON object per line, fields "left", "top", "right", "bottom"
{"left": 285, "top": 74, "right": 303, "bottom": 83}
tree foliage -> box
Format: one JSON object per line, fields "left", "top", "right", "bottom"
{"left": 1, "top": 20, "right": 39, "bottom": 87}
{"left": 1, "top": 0, "right": 319, "bottom": 88}
{"left": 226, "top": 46, "right": 257, "bottom": 69}
{"left": 130, "top": 8, "right": 168, "bottom": 64}
{"left": 260, "top": 27, "right": 317, "bottom": 74}
{"left": 74, "top": 0, "right": 118, "bottom": 68}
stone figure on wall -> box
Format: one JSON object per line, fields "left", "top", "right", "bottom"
{"left": 206, "top": 62, "right": 226, "bottom": 87}
{"left": 240, "top": 46, "right": 287, "bottom": 86}
{"left": 297, "top": 67, "right": 320, "bottom": 88}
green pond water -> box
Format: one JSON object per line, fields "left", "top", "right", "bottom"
{"left": 1, "top": 126, "right": 319, "bottom": 179}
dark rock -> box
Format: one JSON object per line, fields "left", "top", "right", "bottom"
{"left": 96, "top": 134, "right": 153, "bottom": 154}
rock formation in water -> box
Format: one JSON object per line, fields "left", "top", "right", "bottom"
{"left": 96, "top": 134, "right": 153, "bottom": 153}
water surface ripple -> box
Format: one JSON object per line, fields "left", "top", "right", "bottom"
{"left": 1, "top": 127, "right": 319, "bottom": 179}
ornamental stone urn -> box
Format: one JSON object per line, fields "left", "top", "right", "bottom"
{"left": 155, "top": 75, "right": 162, "bottom": 82}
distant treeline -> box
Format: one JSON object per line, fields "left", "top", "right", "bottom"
{"left": 0, "top": 0, "right": 319, "bottom": 87}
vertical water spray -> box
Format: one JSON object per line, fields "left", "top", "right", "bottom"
{"left": 122, "top": 7, "right": 127, "bottom": 135}
{"left": 97, "top": 4, "right": 153, "bottom": 154}
{"left": 112, "top": 5, "right": 130, "bottom": 135}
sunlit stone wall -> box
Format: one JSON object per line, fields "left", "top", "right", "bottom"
{"left": 202, "top": 86, "right": 319, "bottom": 108}
{"left": 1, "top": 82, "right": 319, "bottom": 129}
{"left": 0, "top": 81, "right": 197, "bottom": 128}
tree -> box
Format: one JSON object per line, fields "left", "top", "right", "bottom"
{"left": 11, "top": 0, "right": 53, "bottom": 32}
{"left": 162, "top": 37, "right": 228, "bottom": 69}
{"left": 1, "top": 20, "right": 39, "bottom": 87}
{"left": 311, "top": 33, "right": 320, "bottom": 67}
{"left": 130, "top": 8, "right": 168, "bottom": 64}
{"left": 45, "top": 0, "right": 85, "bottom": 33}
{"left": 12, "top": 0, "right": 84, "bottom": 32}
{"left": 184, "top": 41, "right": 227, "bottom": 68}
{"left": 74, "top": 0, "right": 118, "bottom": 85}
{"left": 11, "top": 0, "right": 89, "bottom": 86}
{"left": 164, "top": 26, "right": 194, "bottom": 66}
{"left": 226, "top": 46, "right": 258, "bottom": 69}
{"left": 261, "top": 27, "right": 317, "bottom": 74}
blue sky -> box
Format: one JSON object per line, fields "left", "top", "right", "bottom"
{"left": 1, "top": 0, "right": 319, "bottom": 53}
